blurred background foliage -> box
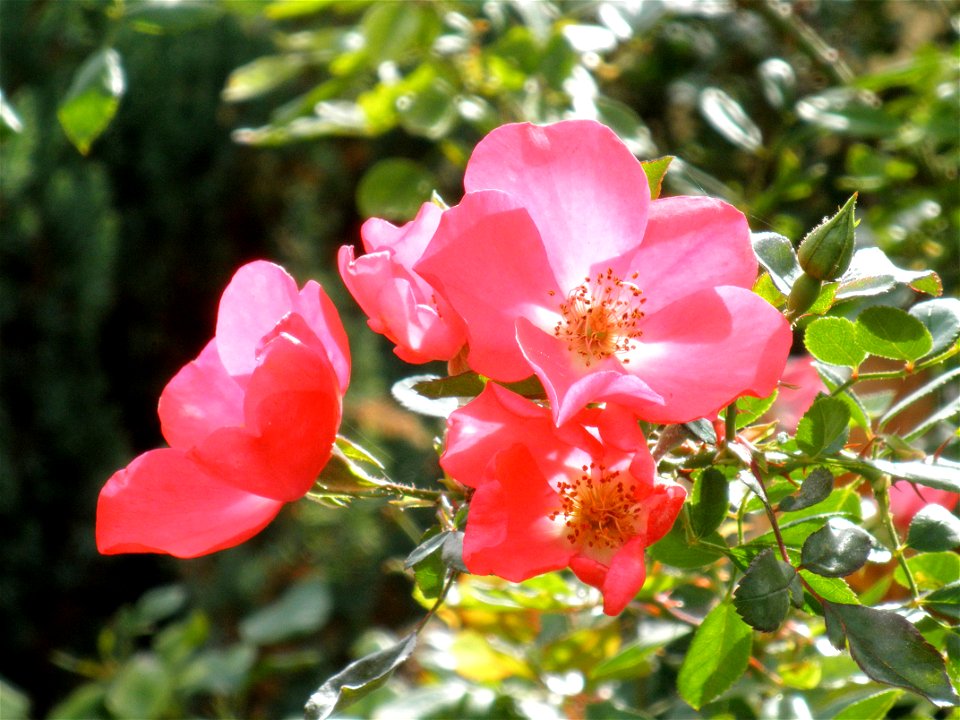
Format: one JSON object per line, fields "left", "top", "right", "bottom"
{"left": 0, "top": 0, "right": 957, "bottom": 718}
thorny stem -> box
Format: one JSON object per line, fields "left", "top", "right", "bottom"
{"left": 874, "top": 481, "right": 922, "bottom": 602}
{"left": 753, "top": 470, "right": 792, "bottom": 566}
{"left": 724, "top": 403, "right": 738, "bottom": 446}
{"left": 415, "top": 571, "right": 458, "bottom": 634}
{"left": 829, "top": 343, "right": 960, "bottom": 397}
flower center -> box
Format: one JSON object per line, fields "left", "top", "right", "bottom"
{"left": 550, "top": 463, "right": 643, "bottom": 550}
{"left": 552, "top": 269, "right": 645, "bottom": 365}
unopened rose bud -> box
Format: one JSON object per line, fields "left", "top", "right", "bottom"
{"left": 797, "top": 193, "right": 857, "bottom": 282}
{"left": 786, "top": 272, "right": 823, "bottom": 319}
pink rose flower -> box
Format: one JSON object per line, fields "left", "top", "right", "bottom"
{"left": 339, "top": 202, "right": 467, "bottom": 363}
{"left": 442, "top": 383, "right": 686, "bottom": 615}
{"left": 416, "top": 120, "right": 792, "bottom": 425}
{"left": 889, "top": 482, "right": 960, "bottom": 530}
{"left": 767, "top": 355, "right": 824, "bottom": 432}
{"left": 97, "top": 261, "right": 350, "bottom": 558}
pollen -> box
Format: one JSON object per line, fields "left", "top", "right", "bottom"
{"left": 548, "top": 463, "right": 643, "bottom": 550}
{"left": 553, "top": 268, "right": 645, "bottom": 365}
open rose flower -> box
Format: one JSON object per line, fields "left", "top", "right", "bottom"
{"left": 97, "top": 261, "right": 350, "bottom": 558}
{"left": 417, "top": 120, "right": 792, "bottom": 425}
{"left": 339, "top": 202, "right": 467, "bottom": 363}
{"left": 442, "top": 383, "right": 686, "bottom": 615}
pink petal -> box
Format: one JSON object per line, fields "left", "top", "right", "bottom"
{"left": 516, "top": 318, "right": 663, "bottom": 426}
{"left": 294, "top": 281, "right": 351, "bottom": 392}
{"left": 464, "top": 121, "right": 650, "bottom": 290}
{"left": 215, "top": 261, "right": 300, "bottom": 377}
{"left": 417, "top": 190, "right": 560, "bottom": 380}
{"left": 360, "top": 202, "right": 442, "bottom": 267}
{"left": 890, "top": 482, "right": 960, "bottom": 529}
{"left": 96, "top": 449, "right": 283, "bottom": 558}
{"left": 462, "top": 444, "right": 574, "bottom": 581}
{"left": 159, "top": 340, "right": 245, "bottom": 449}
{"left": 632, "top": 196, "right": 758, "bottom": 316}
{"left": 338, "top": 244, "right": 394, "bottom": 336}
{"left": 374, "top": 276, "right": 466, "bottom": 363}
{"left": 624, "top": 286, "right": 791, "bottom": 423}
{"left": 441, "top": 383, "right": 595, "bottom": 489}
{"left": 599, "top": 535, "right": 647, "bottom": 615}
{"left": 638, "top": 481, "right": 688, "bottom": 546}
{"left": 192, "top": 334, "right": 341, "bottom": 502}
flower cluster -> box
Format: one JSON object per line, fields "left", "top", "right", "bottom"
{"left": 98, "top": 120, "right": 795, "bottom": 614}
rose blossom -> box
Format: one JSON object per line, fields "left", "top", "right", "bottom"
{"left": 442, "top": 383, "right": 686, "bottom": 615}
{"left": 766, "top": 355, "right": 824, "bottom": 432}
{"left": 339, "top": 202, "right": 467, "bottom": 363}
{"left": 416, "top": 120, "right": 792, "bottom": 425}
{"left": 889, "top": 482, "right": 959, "bottom": 530}
{"left": 97, "top": 261, "right": 350, "bottom": 558}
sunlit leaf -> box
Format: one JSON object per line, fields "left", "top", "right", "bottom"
{"left": 796, "top": 396, "right": 850, "bottom": 457}
{"left": 800, "top": 519, "right": 873, "bottom": 578}
{"left": 865, "top": 458, "right": 960, "bottom": 493}
{"left": 640, "top": 156, "right": 674, "bottom": 201}
{"left": 894, "top": 552, "right": 960, "bottom": 592}
{"left": 837, "top": 247, "right": 942, "bottom": 299}
{"left": 855, "top": 306, "right": 933, "bottom": 362}
{"left": 750, "top": 232, "right": 801, "bottom": 295}
{"left": 223, "top": 55, "right": 306, "bottom": 102}
{"left": 677, "top": 602, "right": 752, "bottom": 710}
{"left": 699, "top": 87, "right": 762, "bottom": 153}
{"left": 910, "top": 297, "right": 960, "bottom": 356}
{"left": 648, "top": 518, "right": 726, "bottom": 569}
{"left": 304, "top": 633, "right": 417, "bottom": 720}
{"left": 804, "top": 317, "right": 866, "bottom": 367}
{"left": 832, "top": 689, "right": 903, "bottom": 720}
{"left": 57, "top": 48, "right": 125, "bottom": 155}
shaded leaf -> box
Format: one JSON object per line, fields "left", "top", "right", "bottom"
{"left": 357, "top": 158, "right": 435, "bottom": 221}
{"left": 751, "top": 232, "right": 801, "bottom": 295}
{"left": 779, "top": 468, "right": 834, "bottom": 512}
{"left": 800, "top": 519, "right": 873, "bottom": 577}
{"left": 855, "top": 306, "right": 933, "bottom": 362}
{"left": 677, "top": 602, "right": 753, "bottom": 710}
{"left": 821, "top": 601, "right": 959, "bottom": 707}
{"left": 589, "top": 623, "right": 691, "bottom": 682}
{"left": 648, "top": 519, "right": 726, "bottom": 569}
{"left": 239, "top": 579, "right": 331, "bottom": 645}
{"left": 837, "top": 247, "right": 942, "bottom": 299}
{"left": 796, "top": 396, "right": 850, "bottom": 457}
{"left": 733, "top": 549, "right": 798, "bottom": 632}
{"left": 689, "top": 468, "right": 729, "bottom": 539}
{"left": 305, "top": 633, "right": 418, "bottom": 720}
{"left": 804, "top": 317, "right": 866, "bottom": 367}
{"left": 908, "top": 505, "right": 960, "bottom": 552}
{"left": 57, "top": 48, "right": 125, "bottom": 155}
{"left": 910, "top": 298, "right": 960, "bottom": 356}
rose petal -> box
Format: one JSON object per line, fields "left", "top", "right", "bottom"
{"left": 417, "top": 190, "right": 560, "bottom": 380}
{"left": 96, "top": 449, "right": 283, "bottom": 558}
{"left": 464, "top": 121, "right": 650, "bottom": 290}
{"left": 632, "top": 196, "right": 758, "bottom": 316}
{"left": 625, "top": 286, "right": 792, "bottom": 423}
{"left": 360, "top": 202, "right": 442, "bottom": 267}
{"left": 462, "top": 444, "right": 574, "bottom": 581}
{"left": 294, "top": 281, "right": 351, "bottom": 391}
{"left": 215, "top": 261, "right": 299, "bottom": 377}
{"left": 192, "top": 334, "right": 341, "bottom": 501}
{"left": 159, "top": 339, "right": 245, "bottom": 449}
{"left": 599, "top": 535, "right": 647, "bottom": 616}
{"left": 516, "top": 317, "right": 663, "bottom": 426}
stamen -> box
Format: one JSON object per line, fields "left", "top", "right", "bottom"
{"left": 552, "top": 269, "right": 646, "bottom": 365}
{"left": 548, "top": 464, "right": 643, "bottom": 550}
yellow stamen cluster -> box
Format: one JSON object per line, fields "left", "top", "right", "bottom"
{"left": 552, "top": 269, "right": 645, "bottom": 365}
{"left": 549, "top": 463, "right": 642, "bottom": 550}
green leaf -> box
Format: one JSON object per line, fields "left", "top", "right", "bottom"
{"left": 595, "top": 96, "right": 655, "bottom": 159}
{"left": 799, "top": 570, "right": 860, "bottom": 607}
{"left": 779, "top": 468, "right": 834, "bottom": 512}
{"left": 910, "top": 297, "right": 960, "bottom": 356}
{"left": 357, "top": 158, "right": 436, "bottom": 221}
{"left": 677, "top": 602, "right": 753, "bottom": 710}
{"left": 57, "top": 48, "right": 125, "bottom": 155}
{"left": 734, "top": 390, "right": 778, "bottom": 428}
{"left": 223, "top": 55, "right": 306, "bottom": 102}
{"left": 409, "top": 372, "right": 545, "bottom": 400}
{"left": 588, "top": 623, "right": 691, "bottom": 682}
{"left": 796, "top": 396, "right": 850, "bottom": 457}
{"left": 837, "top": 247, "right": 942, "bottom": 299}
{"left": 700, "top": 86, "right": 762, "bottom": 153}
{"left": 924, "top": 582, "right": 960, "bottom": 622}
{"left": 894, "top": 552, "right": 960, "bottom": 592}
{"left": 832, "top": 689, "right": 903, "bottom": 720}
{"left": 239, "top": 579, "right": 332, "bottom": 645}
{"left": 648, "top": 518, "right": 726, "bottom": 569}
{"left": 733, "top": 549, "right": 799, "bottom": 632}
{"left": 855, "top": 306, "right": 933, "bottom": 362}
{"left": 804, "top": 317, "right": 866, "bottom": 367}
{"left": 751, "top": 232, "right": 802, "bottom": 295}
{"left": 866, "top": 458, "right": 960, "bottom": 493}
{"left": 305, "top": 633, "right": 418, "bottom": 720}
{"left": 800, "top": 519, "right": 873, "bottom": 577}
{"left": 908, "top": 505, "right": 960, "bottom": 552}
{"left": 821, "top": 601, "right": 959, "bottom": 707}
{"left": 360, "top": 2, "right": 437, "bottom": 66}
{"left": 124, "top": 0, "right": 223, "bottom": 34}
{"left": 879, "top": 367, "right": 960, "bottom": 430}
{"left": 398, "top": 78, "right": 457, "bottom": 140}
{"left": 640, "top": 156, "right": 673, "bottom": 200}
{"left": 689, "top": 468, "right": 729, "bottom": 539}
{"left": 105, "top": 655, "right": 173, "bottom": 720}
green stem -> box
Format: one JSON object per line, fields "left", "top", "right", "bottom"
{"left": 308, "top": 481, "right": 447, "bottom": 503}
{"left": 830, "top": 343, "right": 960, "bottom": 397}
{"left": 415, "top": 571, "right": 458, "bottom": 634}
{"left": 724, "top": 403, "right": 738, "bottom": 446}
{"left": 874, "top": 481, "right": 921, "bottom": 602}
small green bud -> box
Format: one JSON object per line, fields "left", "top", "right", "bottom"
{"left": 786, "top": 273, "right": 823, "bottom": 319}
{"left": 797, "top": 193, "right": 857, "bottom": 281}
